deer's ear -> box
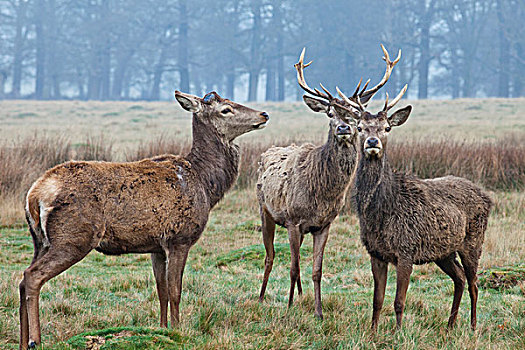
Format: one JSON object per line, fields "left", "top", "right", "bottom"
{"left": 388, "top": 105, "right": 412, "bottom": 127}
{"left": 175, "top": 91, "right": 201, "bottom": 112}
{"left": 303, "top": 96, "right": 329, "bottom": 113}
{"left": 332, "top": 102, "right": 360, "bottom": 122}
{"left": 202, "top": 91, "right": 222, "bottom": 104}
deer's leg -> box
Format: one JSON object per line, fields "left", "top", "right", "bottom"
{"left": 371, "top": 256, "right": 388, "bottom": 332}
{"left": 166, "top": 244, "right": 190, "bottom": 327}
{"left": 312, "top": 225, "right": 329, "bottom": 320}
{"left": 19, "top": 277, "right": 29, "bottom": 350}
{"left": 151, "top": 252, "right": 169, "bottom": 327}
{"left": 435, "top": 254, "right": 465, "bottom": 328}
{"left": 296, "top": 234, "right": 305, "bottom": 296}
{"left": 394, "top": 259, "right": 413, "bottom": 329}
{"left": 22, "top": 245, "right": 89, "bottom": 349}
{"left": 259, "top": 209, "right": 276, "bottom": 302}
{"left": 287, "top": 224, "right": 302, "bottom": 308}
{"left": 459, "top": 251, "right": 480, "bottom": 330}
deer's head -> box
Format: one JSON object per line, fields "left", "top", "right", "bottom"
{"left": 295, "top": 45, "right": 402, "bottom": 148}
{"left": 175, "top": 91, "right": 269, "bottom": 141}
{"left": 338, "top": 85, "right": 412, "bottom": 160}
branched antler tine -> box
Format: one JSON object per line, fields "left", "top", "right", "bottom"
{"left": 358, "top": 79, "right": 371, "bottom": 97}
{"left": 356, "top": 94, "right": 365, "bottom": 111}
{"left": 383, "top": 92, "right": 389, "bottom": 112}
{"left": 294, "top": 48, "right": 330, "bottom": 100}
{"left": 319, "top": 83, "right": 334, "bottom": 100}
{"left": 386, "top": 84, "right": 408, "bottom": 111}
{"left": 381, "top": 43, "right": 390, "bottom": 62}
{"left": 352, "top": 78, "right": 363, "bottom": 97}
{"left": 336, "top": 86, "right": 362, "bottom": 111}
{"left": 360, "top": 44, "right": 402, "bottom": 102}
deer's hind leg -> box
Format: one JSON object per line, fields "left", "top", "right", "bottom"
{"left": 21, "top": 243, "right": 91, "bottom": 349}
{"left": 151, "top": 252, "right": 169, "bottom": 327}
{"left": 435, "top": 254, "right": 466, "bottom": 328}
{"left": 459, "top": 250, "right": 481, "bottom": 330}
{"left": 259, "top": 208, "right": 276, "bottom": 302}
{"left": 287, "top": 224, "right": 302, "bottom": 308}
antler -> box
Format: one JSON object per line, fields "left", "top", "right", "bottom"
{"left": 336, "top": 86, "right": 365, "bottom": 112}
{"left": 359, "top": 44, "right": 401, "bottom": 104}
{"left": 382, "top": 84, "right": 408, "bottom": 112}
{"left": 295, "top": 48, "right": 334, "bottom": 101}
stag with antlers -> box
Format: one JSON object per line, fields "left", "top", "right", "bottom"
{"left": 337, "top": 79, "right": 492, "bottom": 331}
{"left": 257, "top": 45, "right": 401, "bottom": 319}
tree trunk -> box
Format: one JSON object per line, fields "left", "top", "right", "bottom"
{"left": 450, "top": 47, "right": 460, "bottom": 98}
{"left": 99, "top": 0, "right": 110, "bottom": 100}
{"left": 514, "top": 43, "right": 524, "bottom": 97}
{"left": 273, "top": 1, "right": 285, "bottom": 101}
{"left": 34, "top": 0, "right": 47, "bottom": 99}
{"left": 248, "top": 2, "right": 261, "bottom": 101}
{"left": 276, "top": 35, "right": 285, "bottom": 101}
{"left": 178, "top": 0, "right": 190, "bottom": 93}
{"left": 11, "top": 0, "right": 28, "bottom": 98}
{"left": 418, "top": 21, "right": 430, "bottom": 99}
{"left": 496, "top": 0, "right": 509, "bottom": 97}
{"left": 0, "top": 71, "right": 6, "bottom": 99}
{"left": 47, "top": 0, "right": 60, "bottom": 98}
{"left": 226, "top": 71, "right": 235, "bottom": 100}
{"left": 265, "top": 63, "right": 275, "bottom": 101}
{"left": 150, "top": 44, "right": 168, "bottom": 100}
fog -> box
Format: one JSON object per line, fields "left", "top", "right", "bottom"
{"left": 0, "top": 0, "right": 523, "bottom": 101}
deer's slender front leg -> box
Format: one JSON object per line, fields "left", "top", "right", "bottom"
{"left": 296, "top": 234, "right": 306, "bottom": 296}
{"left": 394, "top": 259, "right": 413, "bottom": 329}
{"left": 166, "top": 245, "right": 190, "bottom": 327}
{"left": 151, "top": 252, "right": 169, "bottom": 327}
{"left": 287, "top": 224, "right": 302, "bottom": 308}
{"left": 312, "top": 225, "right": 330, "bottom": 320}
{"left": 371, "top": 256, "right": 388, "bottom": 331}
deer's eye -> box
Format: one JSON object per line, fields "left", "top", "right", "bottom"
{"left": 357, "top": 126, "right": 362, "bottom": 132}
{"left": 385, "top": 126, "right": 391, "bottom": 132}
{"left": 221, "top": 107, "right": 233, "bottom": 114}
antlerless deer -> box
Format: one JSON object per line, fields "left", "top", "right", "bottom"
{"left": 19, "top": 91, "right": 269, "bottom": 349}
{"left": 257, "top": 45, "right": 401, "bottom": 319}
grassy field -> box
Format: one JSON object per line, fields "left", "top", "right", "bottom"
{"left": 0, "top": 98, "right": 524, "bottom": 349}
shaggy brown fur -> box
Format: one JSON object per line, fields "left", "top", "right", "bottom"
{"left": 18, "top": 91, "right": 269, "bottom": 349}
{"left": 349, "top": 106, "right": 492, "bottom": 331}
{"left": 257, "top": 96, "right": 359, "bottom": 319}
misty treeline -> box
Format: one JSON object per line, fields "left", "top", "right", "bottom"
{"left": 0, "top": 0, "right": 523, "bottom": 101}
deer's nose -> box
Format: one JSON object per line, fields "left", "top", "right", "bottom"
{"left": 367, "top": 138, "right": 379, "bottom": 147}
{"left": 260, "top": 112, "right": 269, "bottom": 121}
{"left": 337, "top": 125, "right": 350, "bottom": 134}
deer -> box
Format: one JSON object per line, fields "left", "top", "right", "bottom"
{"left": 257, "top": 45, "right": 401, "bottom": 319}
{"left": 18, "top": 90, "right": 269, "bottom": 349}
{"left": 335, "top": 83, "right": 492, "bottom": 331}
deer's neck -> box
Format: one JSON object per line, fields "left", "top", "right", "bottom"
{"left": 354, "top": 151, "right": 396, "bottom": 228}
{"left": 309, "top": 130, "right": 358, "bottom": 197}
{"left": 187, "top": 116, "right": 239, "bottom": 208}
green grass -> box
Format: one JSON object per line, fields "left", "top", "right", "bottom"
{"left": 1, "top": 99, "right": 524, "bottom": 348}
{"left": 2, "top": 190, "right": 524, "bottom": 349}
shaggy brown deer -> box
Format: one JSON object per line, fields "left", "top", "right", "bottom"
{"left": 257, "top": 46, "right": 400, "bottom": 319}
{"left": 18, "top": 91, "right": 269, "bottom": 349}
{"left": 337, "top": 85, "right": 492, "bottom": 331}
